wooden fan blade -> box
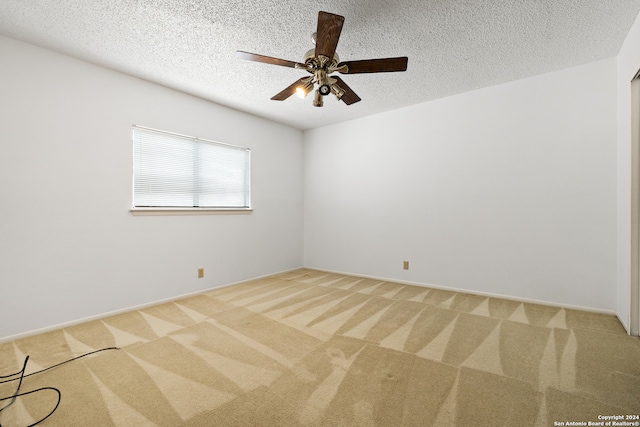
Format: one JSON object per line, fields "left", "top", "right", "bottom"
{"left": 338, "top": 57, "right": 408, "bottom": 74}
{"left": 271, "top": 77, "right": 310, "bottom": 101}
{"left": 332, "top": 76, "right": 361, "bottom": 105}
{"left": 315, "top": 11, "right": 344, "bottom": 61}
{"left": 236, "top": 51, "right": 304, "bottom": 69}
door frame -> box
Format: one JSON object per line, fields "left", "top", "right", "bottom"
{"left": 630, "top": 70, "right": 640, "bottom": 336}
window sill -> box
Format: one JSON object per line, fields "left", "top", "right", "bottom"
{"left": 130, "top": 207, "right": 253, "bottom": 216}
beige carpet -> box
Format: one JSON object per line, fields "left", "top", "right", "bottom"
{"left": 1, "top": 269, "right": 639, "bottom": 426}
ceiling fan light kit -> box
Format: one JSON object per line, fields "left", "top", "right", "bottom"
{"left": 236, "top": 11, "right": 408, "bottom": 107}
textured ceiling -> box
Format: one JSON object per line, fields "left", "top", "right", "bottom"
{"left": 1, "top": 1, "right": 640, "bottom": 130}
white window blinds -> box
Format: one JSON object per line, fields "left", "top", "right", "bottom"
{"left": 133, "top": 126, "right": 251, "bottom": 209}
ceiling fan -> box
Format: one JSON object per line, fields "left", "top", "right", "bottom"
{"left": 236, "top": 11, "right": 408, "bottom": 107}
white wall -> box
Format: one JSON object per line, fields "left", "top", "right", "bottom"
{"left": 0, "top": 36, "right": 304, "bottom": 341}
{"left": 304, "top": 58, "right": 618, "bottom": 311}
{"left": 616, "top": 12, "right": 640, "bottom": 334}
{"left": 1, "top": 23, "right": 630, "bottom": 341}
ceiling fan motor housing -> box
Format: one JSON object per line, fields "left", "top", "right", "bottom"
{"left": 303, "top": 48, "right": 340, "bottom": 68}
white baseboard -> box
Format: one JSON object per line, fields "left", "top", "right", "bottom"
{"left": 306, "top": 266, "right": 618, "bottom": 316}
{"left": 2, "top": 266, "right": 623, "bottom": 344}
{"left": 0, "top": 266, "right": 303, "bottom": 344}
{"left": 616, "top": 314, "right": 631, "bottom": 335}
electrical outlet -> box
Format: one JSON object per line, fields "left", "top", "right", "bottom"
{"left": 198, "top": 268, "right": 204, "bottom": 278}
{"left": 403, "top": 261, "right": 409, "bottom": 270}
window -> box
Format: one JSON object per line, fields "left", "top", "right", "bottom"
{"left": 132, "top": 126, "right": 251, "bottom": 211}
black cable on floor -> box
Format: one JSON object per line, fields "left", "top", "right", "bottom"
{"left": 0, "top": 346, "right": 119, "bottom": 427}
{"left": 0, "top": 387, "right": 60, "bottom": 427}
{"left": 0, "top": 347, "right": 119, "bottom": 385}
{"left": 0, "top": 355, "right": 28, "bottom": 413}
